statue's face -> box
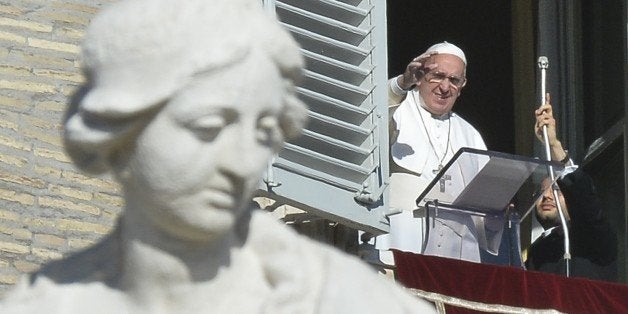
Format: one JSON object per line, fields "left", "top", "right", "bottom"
{"left": 119, "top": 52, "right": 285, "bottom": 241}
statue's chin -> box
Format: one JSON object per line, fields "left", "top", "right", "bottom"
{"left": 153, "top": 208, "right": 238, "bottom": 243}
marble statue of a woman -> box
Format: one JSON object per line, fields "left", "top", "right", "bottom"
{"left": 0, "top": 0, "right": 434, "bottom": 312}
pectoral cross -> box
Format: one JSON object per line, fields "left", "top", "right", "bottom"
{"left": 433, "top": 165, "right": 451, "bottom": 193}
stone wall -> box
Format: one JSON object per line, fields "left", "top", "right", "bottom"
{"left": 0, "top": 0, "right": 118, "bottom": 294}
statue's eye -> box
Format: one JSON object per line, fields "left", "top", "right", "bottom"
{"left": 189, "top": 115, "right": 227, "bottom": 141}
{"left": 257, "top": 115, "right": 283, "bottom": 147}
{"left": 185, "top": 108, "right": 238, "bottom": 141}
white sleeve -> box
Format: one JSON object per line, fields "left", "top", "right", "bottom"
{"left": 389, "top": 76, "right": 408, "bottom": 96}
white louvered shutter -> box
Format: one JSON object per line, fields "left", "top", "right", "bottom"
{"left": 260, "top": 0, "right": 390, "bottom": 234}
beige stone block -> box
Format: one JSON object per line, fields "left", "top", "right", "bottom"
{"left": 62, "top": 171, "right": 120, "bottom": 191}
{"left": 279, "top": 204, "right": 307, "bottom": 216}
{"left": 0, "top": 64, "right": 31, "bottom": 76}
{"left": 0, "top": 258, "right": 9, "bottom": 267}
{"left": 35, "top": 100, "right": 66, "bottom": 112}
{"left": 60, "top": 83, "right": 81, "bottom": 96}
{"left": 0, "top": 188, "right": 35, "bottom": 206}
{"left": 0, "top": 134, "right": 31, "bottom": 151}
{"left": 0, "top": 154, "right": 28, "bottom": 167}
{"left": 0, "top": 30, "right": 26, "bottom": 43}
{"left": 16, "top": 50, "right": 75, "bottom": 68}
{"left": 34, "top": 165, "right": 62, "bottom": 179}
{"left": 33, "top": 68, "right": 84, "bottom": 83}
{"left": 253, "top": 196, "right": 275, "bottom": 208}
{"left": 56, "top": 218, "right": 111, "bottom": 235}
{"left": 0, "top": 17, "right": 52, "bottom": 32}
{"left": 102, "top": 209, "right": 121, "bottom": 222}
{"left": 23, "top": 115, "right": 59, "bottom": 130}
{"left": 22, "top": 217, "right": 57, "bottom": 230}
{"left": 33, "top": 233, "right": 66, "bottom": 248}
{"left": 22, "top": 128, "right": 63, "bottom": 147}
{"left": 13, "top": 260, "right": 40, "bottom": 273}
{"left": 38, "top": 12, "right": 90, "bottom": 27}
{"left": 0, "top": 79, "right": 56, "bottom": 93}
{"left": 0, "top": 209, "right": 20, "bottom": 222}
{"left": 0, "top": 241, "right": 30, "bottom": 254}
{"left": 0, "top": 224, "right": 15, "bottom": 235}
{"left": 0, "top": 172, "right": 47, "bottom": 189}
{"left": 0, "top": 5, "right": 23, "bottom": 16}
{"left": 0, "top": 116, "right": 18, "bottom": 131}
{"left": 49, "top": 185, "right": 93, "bottom": 201}
{"left": 0, "top": 107, "right": 20, "bottom": 117}
{"left": 0, "top": 95, "right": 29, "bottom": 110}
{"left": 27, "top": 37, "right": 80, "bottom": 54}
{"left": 68, "top": 237, "right": 95, "bottom": 249}
{"left": 52, "top": 2, "right": 100, "bottom": 15}
{"left": 38, "top": 196, "right": 100, "bottom": 216}
{"left": 18, "top": 0, "right": 47, "bottom": 4}
{"left": 33, "top": 147, "right": 71, "bottom": 163}
{"left": 94, "top": 192, "right": 123, "bottom": 207}
{"left": 31, "top": 247, "right": 63, "bottom": 260}
{"left": 0, "top": 273, "right": 20, "bottom": 285}
{"left": 10, "top": 227, "right": 33, "bottom": 241}
{"left": 54, "top": 27, "right": 85, "bottom": 40}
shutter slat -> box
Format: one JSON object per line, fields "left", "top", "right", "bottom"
{"left": 281, "top": 23, "right": 371, "bottom": 65}
{"left": 276, "top": 2, "right": 371, "bottom": 45}
{"left": 302, "top": 50, "right": 371, "bottom": 86}
{"left": 279, "top": 0, "right": 371, "bottom": 26}
{"left": 301, "top": 70, "right": 371, "bottom": 105}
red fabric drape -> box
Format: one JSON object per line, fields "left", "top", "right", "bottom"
{"left": 393, "top": 250, "right": 628, "bottom": 313}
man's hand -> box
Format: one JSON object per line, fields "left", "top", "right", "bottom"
{"left": 534, "top": 93, "right": 567, "bottom": 162}
{"left": 396, "top": 52, "right": 438, "bottom": 90}
{"left": 535, "top": 93, "right": 558, "bottom": 144}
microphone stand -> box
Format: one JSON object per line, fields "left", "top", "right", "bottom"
{"left": 538, "top": 56, "right": 571, "bottom": 277}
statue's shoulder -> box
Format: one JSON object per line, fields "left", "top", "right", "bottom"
{"left": 247, "top": 211, "right": 435, "bottom": 313}
{"left": 1, "top": 277, "right": 127, "bottom": 314}
{"left": 0, "top": 228, "right": 126, "bottom": 313}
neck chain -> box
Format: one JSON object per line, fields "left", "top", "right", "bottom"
{"left": 412, "top": 92, "right": 452, "bottom": 171}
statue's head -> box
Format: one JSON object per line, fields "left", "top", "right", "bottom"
{"left": 63, "top": 0, "right": 307, "bottom": 241}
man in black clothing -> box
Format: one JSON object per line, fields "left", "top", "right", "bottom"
{"left": 525, "top": 95, "right": 618, "bottom": 281}
{"left": 526, "top": 169, "right": 618, "bottom": 281}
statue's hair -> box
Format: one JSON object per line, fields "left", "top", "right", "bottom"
{"left": 64, "top": 0, "right": 307, "bottom": 174}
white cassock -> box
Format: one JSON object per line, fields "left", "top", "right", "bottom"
{"left": 377, "top": 89, "right": 498, "bottom": 263}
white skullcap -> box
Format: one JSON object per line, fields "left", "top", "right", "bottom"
{"left": 425, "top": 41, "right": 467, "bottom": 65}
